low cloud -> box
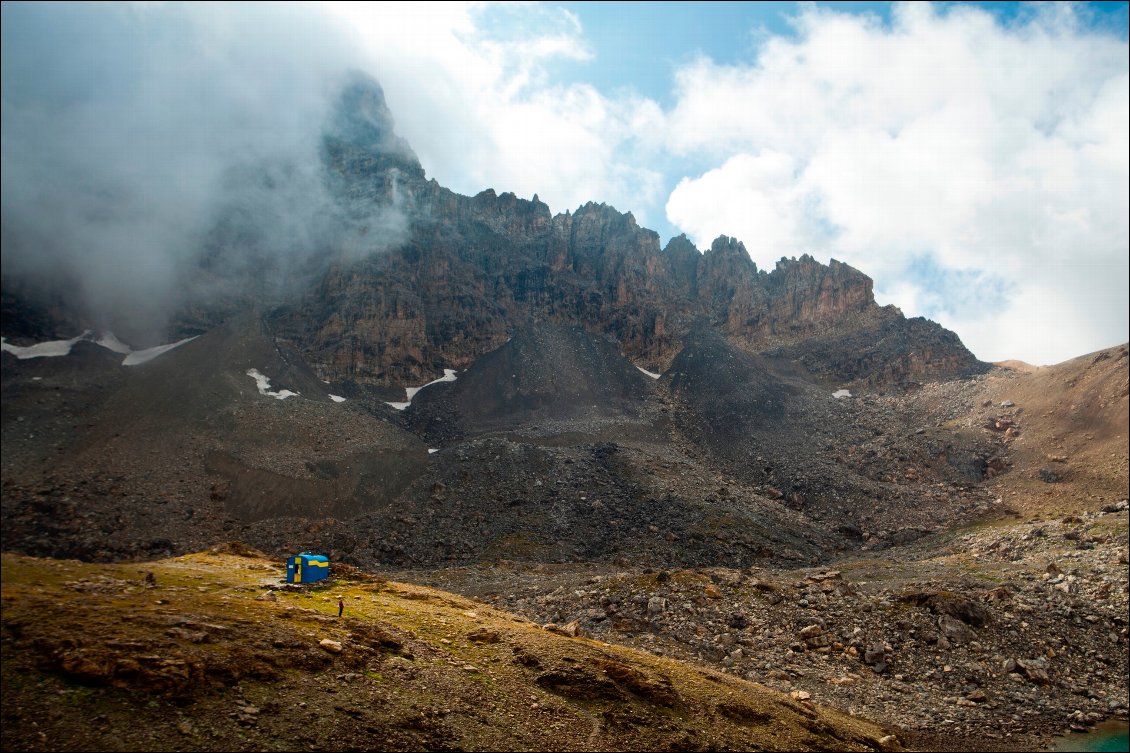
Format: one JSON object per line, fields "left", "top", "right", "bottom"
{"left": 1, "top": 3, "right": 664, "bottom": 346}
{"left": 1, "top": 3, "right": 374, "bottom": 344}
{"left": 666, "top": 151, "right": 826, "bottom": 269}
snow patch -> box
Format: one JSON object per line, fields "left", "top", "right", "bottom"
{"left": 636, "top": 365, "right": 661, "bottom": 380}
{"left": 404, "top": 368, "right": 458, "bottom": 400}
{"left": 96, "top": 332, "right": 133, "bottom": 355}
{"left": 2, "top": 332, "right": 89, "bottom": 359}
{"left": 246, "top": 368, "right": 299, "bottom": 400}
{"left": 386, "top": 368, "right": 458, "bottom": 410}
{"left": 428, "top": 448, "right": 439, "bottom": 454}
{"left": 329, "top": 394, "right": 347, "bottom": 403}
{"left": 2, "top": 330, "right": 193, "bottom": 366}
{"left": 122, "top": 337, "right": 196, "bottom": 366}
{"left": 833, "top": 389, "right": 852, "bottom": 399}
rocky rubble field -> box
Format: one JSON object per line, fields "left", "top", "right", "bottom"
{"left": 390, "top": 503, "right": 1129, "bottom": 751}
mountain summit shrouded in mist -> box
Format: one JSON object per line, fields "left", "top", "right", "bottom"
{"left": 13, "top": 86, "right": 985, "bottom": 409}
{"left": 0, "top": 2, "right": 371, "bottom": 346}
{"left": 1, "top": 65, "right": 421, "bottom": 346}
{"left": 325, "top": 69, "right": 425, "bottom": 180}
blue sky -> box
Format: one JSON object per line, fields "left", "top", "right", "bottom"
{"left": 557, "top": 2, "right": 1128, "bottom": 107}
{"left": 2, "top": 2, "right": 1127, "bottom": 365}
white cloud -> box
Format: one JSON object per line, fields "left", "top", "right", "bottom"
{"left": 1, "top": 2, "right": 371, "bottom": 344}
{"left": 326, "top": 2, "right": 664, "bottom": 221}
{"left": 938, "top": 274, "right": 1125, "bottom": 366}
{"left": 662, "top": 3, "right": 1128, "bottom": 364}
{"left": 666, "top": 151, "right": 825, "bottom": 265}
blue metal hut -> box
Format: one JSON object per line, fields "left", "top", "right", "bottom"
{"left": 286, "top": 553, "right": 330, "bottom": 584}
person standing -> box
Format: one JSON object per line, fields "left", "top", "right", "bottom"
{"left": 337, "top": 597, "right": 344, "bottom": 618}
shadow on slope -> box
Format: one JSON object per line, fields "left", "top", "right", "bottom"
{"left": 405, "top": 323, "right": 653, "bottom": 442}
{"left": 664, "top": 325, "right": 796, "bottom": 440}
{"left": 1, "top": 341, "right": 128, "bottom": 480}
{"left": 661, "top": 327, "right": 1007, "bottom": 546}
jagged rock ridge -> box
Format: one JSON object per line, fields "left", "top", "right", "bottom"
{"left": 1, "top": 70, "right": 984, "bottom": 390}
{"left": 159, "top": 72, "right": 985, "bottom": 390}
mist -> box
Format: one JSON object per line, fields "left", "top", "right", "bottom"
{"left": 1, "top": 2, "right": 408, "bottom": 346}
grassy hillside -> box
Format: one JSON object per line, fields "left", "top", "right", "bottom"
{"left": 0, "top": 547, "right": 898, "bottom": 752}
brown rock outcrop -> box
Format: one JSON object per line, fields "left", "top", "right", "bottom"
{"left": 13, "top": 70, "right": 984, "bottom": 391}
{"left": 264, "top": 174, "right": 983, "bottom": 389}
{"left": 253, "top": 70, "right": 985, "bottom": 390}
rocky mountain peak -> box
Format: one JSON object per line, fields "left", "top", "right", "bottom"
{"left": 1, "top": 71, "right": 986, "bottom": 392}
{"left": 571, "top": 201, "right": 637, "bottom": 227}
{"left": 764, "top": 254, "right": 873, "bottom": 313}
{"left": 322, "top": 70, "right": 425, "bottom": 182}
{"left": 661, "top": 234, "right": 701, "bottom": 288}
{"left": 705, "top": 235, "right": 752, "bottom": 262}
{"left": 662, "top": 233, "right": 698, "bottom": 256}
{"left": 696, "top": 235, "right": 761, "bottom": 306}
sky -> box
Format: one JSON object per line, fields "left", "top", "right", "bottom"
{"left": 1, "top": 2, "right": 1127, "bottom": 366}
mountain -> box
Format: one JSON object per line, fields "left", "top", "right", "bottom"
{"left": 0, "top": 72, "right": 1003, "bottom": 566}
{"left": 3, "top": 72, "right": 985, "bottom": 390}
{"left": 1, "top": 72, "right": 1127, "bottom": 751}
{"left": 1, "top": 67, "right": 1122, "bottom": 594}
{"left": 150, "top": 72, "right": 984, "bottom": 392}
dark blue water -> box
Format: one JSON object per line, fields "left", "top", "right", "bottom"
{"left": 1053, "top": 721, "right": 1130, "bottom": 752}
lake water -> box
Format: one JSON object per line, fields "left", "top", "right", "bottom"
{"left": 1053, "top": 720, "right": 1130, "bottom": 752}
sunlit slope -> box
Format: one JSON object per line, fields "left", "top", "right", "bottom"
{"left": 0, "top": 549, "right": 899, "bottom": 752}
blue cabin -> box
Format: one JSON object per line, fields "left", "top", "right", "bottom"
{"left": 286, "top": 553, "right": 330, "bottom": 584}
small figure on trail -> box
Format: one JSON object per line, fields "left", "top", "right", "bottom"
{"left": 338, "top": 597, "right": 344, "bottom": 618}
{"left": 144, "top": 572, "right": 156, "bottom": 587}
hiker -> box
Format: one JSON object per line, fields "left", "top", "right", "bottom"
{"left": 338, "top": 597, "right": 344, "bottom": 618}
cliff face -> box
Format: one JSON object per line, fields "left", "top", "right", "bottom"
{"left": 108, "top": 72, "right": 989, "bottom": 388}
